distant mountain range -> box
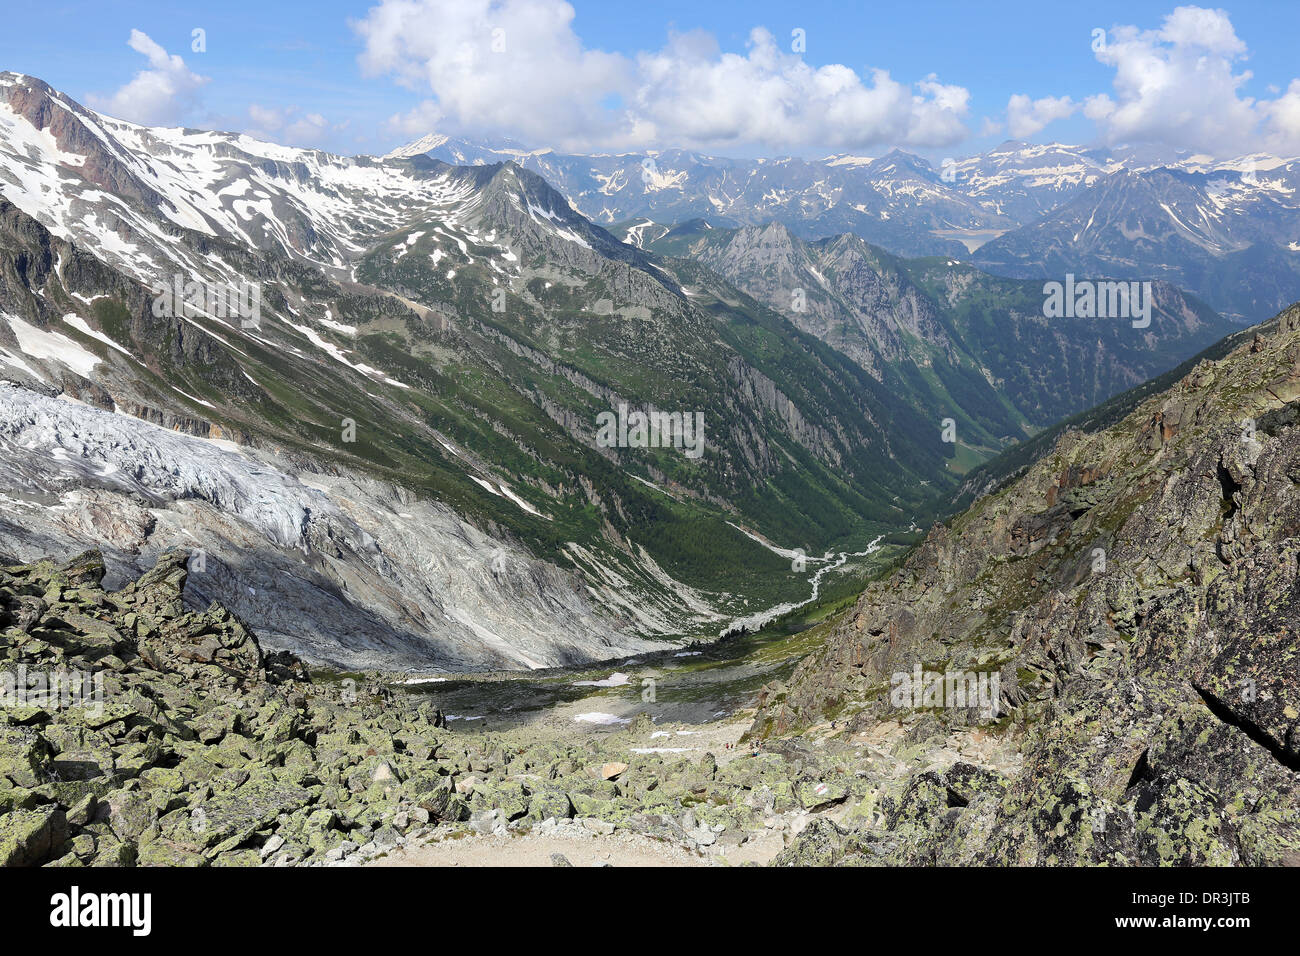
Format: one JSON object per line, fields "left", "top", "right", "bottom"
{"left": 392, "top": 134, "right": 1300, "bottom": 323}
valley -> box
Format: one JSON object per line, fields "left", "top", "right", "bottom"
{"left": 0, "top": 70, "right": 1234, "bottom": 677}
{"left": 1, "top": 25, "right": 1298, "bottom": 880}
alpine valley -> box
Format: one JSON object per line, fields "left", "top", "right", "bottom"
{"left": 0, "top": 68, "right": 1298, "bottom": 871}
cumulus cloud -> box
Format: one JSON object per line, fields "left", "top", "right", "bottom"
{"left": 1263, "top": 80, "right": 1300, "bottom": 154}
{"left": 245, "top": 104, "right": 340, "bottom": 148}
{"left": 1084, "top": 5, "right": 1300, "bottom": 156}
{"left": 355, "top": 0, "right": 970, "bottom": 152}
{"left": 89, "top": 30, "right": 209, "bottom": 126}
{"left": 629, "top": 30, "right": 969, "bottom": 151}
{"left": 358, "top": 0, "right": 629, "bottom": 148}
{"left": 1005, "top": 94, "right": 1076, "bottom": 139}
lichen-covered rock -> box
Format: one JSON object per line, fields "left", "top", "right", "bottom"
{"left": 0, "top": 725, "right": 52, "bottom": 788}
{"left": 0, "top": 805, "right": 68, "bottom": 866}
{"left": 754, "top": 304, "right": 1300, "bottom": 866}
{"left": 0, "top": 550, "right": 471, "bottom": 868}
{"left": 771, "top": 819, "right": 897, "bottom": 867}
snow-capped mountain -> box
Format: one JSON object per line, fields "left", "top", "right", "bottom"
{"left": 972, "top": 160, "right": 1300, "bottom": 321}
{"left": 0, "top": 72, "right": 967, "bottom": 669}
{"left": 0, "top": 72, "right": 1258, "bottom": 672}
{"left": 406, "top": 137, "right": 1011, "bottom": 257}
{"left": 397, "top": 131, "right": 1300, "bottom": 322}
{"left": 944, "top": 141, "right": 1121, "bottom": 221}
{"left": 0, "top": 72, "right": 494, "bottom": 287}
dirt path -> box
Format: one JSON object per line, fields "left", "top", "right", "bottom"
{"left": 369, "top": 830, "right": 705, "bottom": 867}
{"left": 368, "top": 824, "right": 790, "bottom": 867}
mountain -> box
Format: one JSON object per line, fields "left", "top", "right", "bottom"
{"left": 753, "top": 302, "right": 1300, "bottom": 865}
{"left": 396, "top": 131, "right": 1300, "bottom": 323}
{"left": 617, "top": 219, "right": 1234, "bottom": 457}
{"left": 0, "top": 72, "right": 974, "bottom": 669}
{"left": 944, "top": 141, "right": 1118, "bottom": 222}
{"left": 4, "top": 301, "right": 1297, "bottom": 870}
{"left": 973, "top": 160, "right": 1300, "bottom": 322}
{"left": 406, "top": 138, "right": 1012, "bottom": 257}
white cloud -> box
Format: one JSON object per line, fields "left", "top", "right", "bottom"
{"left": 245, "top": 104, "right": 339, "bottom": 148}
{"left": 1264, "top": 80, "right": 1300, "bottom": 154}
{"left": 355, "top": 0, "right": 970, "bottom": 153}
{"left": 88, "top": 30, "right": 209, "bottom": 126}
{"left": 387, "top": 99, "right": 447, "bottom": 140}
{"left": 1084, "top": 5, "right": 1300, "bottom": 156}
{"left": 357, "top": 0, "right": 629, "bottom": 149}
{"left": 626, "top": 30, "right": 968, "bottom": 151}
{"left": 1005, "top": 94, "right": 1076, "bottom": 139}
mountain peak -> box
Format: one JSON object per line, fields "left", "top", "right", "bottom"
{"left": 383, "top": 132, "right": 451, "bottom": 160}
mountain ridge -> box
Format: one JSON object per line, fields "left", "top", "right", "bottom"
{"left": 393, "top": 126, "right": 1300, "bottom": 322}
{"left": 0, "top": 73, "right": 968, "bottom": 669}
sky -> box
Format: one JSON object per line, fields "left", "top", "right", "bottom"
{"left": 3, "top": 1, "right": 1300, "bottom": 162}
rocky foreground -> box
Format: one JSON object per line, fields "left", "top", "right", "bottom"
{"left": 0, "top": 548, "right": 898, "bottom": 867}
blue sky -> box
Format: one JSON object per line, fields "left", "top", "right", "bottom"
{"left": 3, "top": 1, "right": 1300, "bottom": 160}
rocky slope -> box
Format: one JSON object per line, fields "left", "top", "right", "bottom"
{"left": 0, "top": 549, "right": 861, "bottom": 867}
{"left": 750, "top": 302, "right": 1300, "bottom": 865}
{"left": 0, "top": 383, "right": 650, "bottom": 671}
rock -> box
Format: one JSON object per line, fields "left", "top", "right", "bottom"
{"left": 0, "top": 806, "right": 67, "bottom": 866}
{"left": 182, "top": 779, "right": 314, "bottom": 850}
{"left": 796, "top": 778, "right": 848, "bottom": 811}
{"left": 137, "top": 839, "right": 209, "bottom": 867}
{"left": 105, "top": 791, "right": 156, "bottom": 842}
{"left": 67, "top": 794, "right": 97, "bottom": 827}
{"left": 599, "top": 762, "right": 628, "bottom": 781}
{"left": 772, "top": 819, "right": 897, "bottom": 867}
{"left": 715, "top": 830, "right": 748, "bottom": 849}
{"left": 527, "top": 788, "right": 573, "bottom": 822}
{"left": 408, "top": 774, "right": 457, "bottom": 820}
{"left": 550, "top": 853, "right": 572, "bottom": 867}
{"left": 0, "top": 726, "right": 51, "bottom": 788}
{"left": 489, "top": 781, "right": 530, "bottom": 821}
{"left": 469, "top": 809, "right": 506, "bottom": 836}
